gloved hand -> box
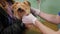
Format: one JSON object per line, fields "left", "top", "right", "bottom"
{"left": 22, "top": 14, "right": 37, "bottom": 25}
{"left": 31, "top": 7, "right": 40, "bottom": 16}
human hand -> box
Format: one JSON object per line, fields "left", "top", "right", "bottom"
{"left": 31, "top": 7, "right": 40, "bottom": 16}
{"left": 22, "top": 14, "right": 37, "bottom": 25}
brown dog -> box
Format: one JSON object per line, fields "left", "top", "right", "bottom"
{"left": 12, "top": 1, "right": 31, "bottom": 20}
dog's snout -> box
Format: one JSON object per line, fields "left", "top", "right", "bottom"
{"left": 18, "top": 8, "right": 24, "bottom": 12}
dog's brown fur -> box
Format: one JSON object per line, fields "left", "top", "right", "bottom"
{"left": 12, "top": 1, "right": 31, "bottom": 20}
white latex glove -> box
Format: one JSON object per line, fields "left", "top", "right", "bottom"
{"left": 31, "top": 7, "right": 40, "bottom": 16}
{"left": 22, "top": 14, "right": 37, "bottom": 25}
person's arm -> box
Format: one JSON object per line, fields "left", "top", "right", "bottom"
{"left": 39, "top": 12, "right": 60, "bottom": 24}
{"left": 22, "top": 13, "right": 59, "bottom": 34}
{"left": 31, "top": 8, "right": 60, "bottom": 24}
{"left": 34, "top": 20, "right": 58, "bottom": 34}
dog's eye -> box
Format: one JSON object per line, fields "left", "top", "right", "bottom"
{"left": 17, "top": 8, "right": 24, "bottom": 12}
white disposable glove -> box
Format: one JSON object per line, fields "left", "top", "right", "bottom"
{"left": 31, "top": 7, "right": 40, "bottom": 16}
{"left": 22, "top": 14, "right": 37, "bottom": 25}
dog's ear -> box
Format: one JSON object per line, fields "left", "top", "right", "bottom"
{"left": 23, "top": 1, "right": 31, "bottom": 7}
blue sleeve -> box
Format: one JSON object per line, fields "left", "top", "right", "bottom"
{"left": 58, "top": 12, "right": 60, "bottom": 16}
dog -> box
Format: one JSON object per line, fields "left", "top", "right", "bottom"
{"left": 12, "top": 1, "right": 31, "bottom": 20}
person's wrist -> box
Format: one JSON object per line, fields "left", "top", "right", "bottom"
{"left": 32, "top": 17, "right": 37, "bottom": 25}
{"left": 37, "top": 11, "right": 40, "bottom": 16}
{"left": 33, "top": 19, "right": 40, "bottom": 26}
{"left": 31, "top": 7, "right": 40, "bottom": 16}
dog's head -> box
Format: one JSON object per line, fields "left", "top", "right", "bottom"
{"left": 12, "top": 1, "right": 31, "bottom": 20}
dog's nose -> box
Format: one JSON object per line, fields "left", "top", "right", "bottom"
{"left": 17, "top": 8, "right": 24, "bottom": 12}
